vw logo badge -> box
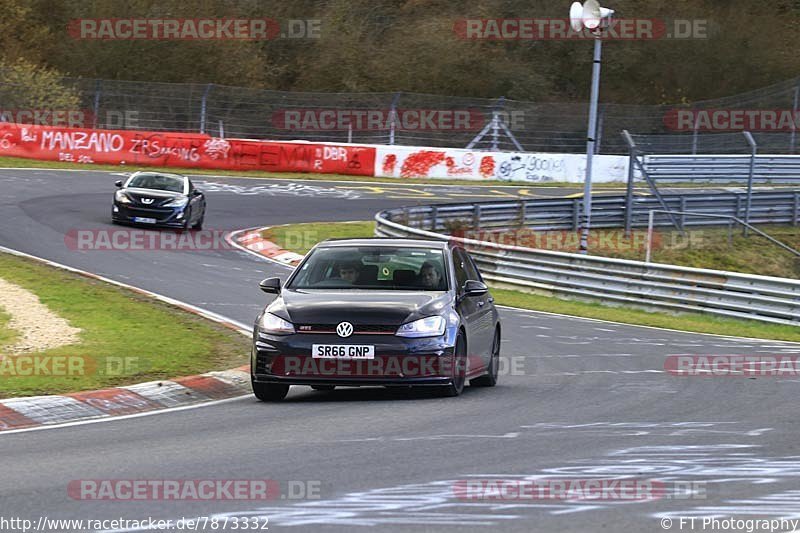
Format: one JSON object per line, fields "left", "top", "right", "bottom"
{"left": 336, "top": 321, "right": 354, "bottom": 338}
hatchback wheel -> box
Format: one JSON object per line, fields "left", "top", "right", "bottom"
{"left": 252, "top": 380, "right": 289, "bottom": 402}
{"left": 435, "top": 331, "right": 466, "bottom": 397}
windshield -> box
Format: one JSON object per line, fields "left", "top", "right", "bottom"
{"left": 126, "top": 173, "right": 185, "bottom": 193}
{"left": 288, "top": 246, "right": 448, "bottom": 291}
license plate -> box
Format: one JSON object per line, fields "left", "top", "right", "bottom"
{"left": 312, "top": 345, "right": 375, "bottom": 359}
{"left": 133, "top": 217, "right": 157, "bottom": 224}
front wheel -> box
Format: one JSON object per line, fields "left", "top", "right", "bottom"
{"left": 435, "top": 332, "right": 467, "bottom": 397}
{"left": 252, "top": 380, "right": 289, "bottom": 402}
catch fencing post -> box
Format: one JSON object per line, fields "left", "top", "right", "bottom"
{"left": 621, "top": 130, "right": 636, "bottom": 237}
{"left": 389, "top": 92, "right": 401, "bottom": 145}
{"left": 791, "top": 84, "right": 799, "bottom": 154}
{"left": 743, "top": 131, "right": 757, "bottom": 236}
{"left": 92, "top": 80, "right": 102, "bottom": 129}
{"left": 199, "top": 83, "right": 213, "bottom": 134}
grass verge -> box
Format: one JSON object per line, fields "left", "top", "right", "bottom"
{"left": 261, "top": 220, "right": 800, "bottom": 342}
{"left": 0, "top": 252, "right": 250, "bottom": 398}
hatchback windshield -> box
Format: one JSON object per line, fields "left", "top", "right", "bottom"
{"left": 288, "top": 246, "right": 448, "bottom": 291}
{"left": 127, "top": 173, "right": 185, "bottom": 193}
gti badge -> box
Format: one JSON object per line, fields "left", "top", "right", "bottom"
{"left": 336, "top": 321, "right": 354, "bottom": 338}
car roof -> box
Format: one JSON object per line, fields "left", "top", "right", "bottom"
{"left": 317, "top": 238, "right": 449, "bottom": 249}
{"left": 129, "top": 171, "right": 186, "bottom": 180}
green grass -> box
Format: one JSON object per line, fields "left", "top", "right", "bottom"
{"left": 0, "top": 253, "right": 250, "bottom": 398}
{"left": 262, "top": 220, "right": 800, "bottom": 342}
{"left": 263, "top": 221, "right": 377, "bottom": 255}
{"left": 483, "top": 225, "right": 800, "bottom": 279}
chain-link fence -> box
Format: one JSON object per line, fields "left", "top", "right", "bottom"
{"left": 2, "top": 75, "right": 800, "bottom": 154}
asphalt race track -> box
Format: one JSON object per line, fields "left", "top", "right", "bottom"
{"left": 1, "top": 168, "right": 799, "bottom": 533}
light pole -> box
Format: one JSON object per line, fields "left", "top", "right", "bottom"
{"left": 570, "top": 1, "right": 614, "bottom": 253}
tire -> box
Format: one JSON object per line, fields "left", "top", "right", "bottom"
{"left": 310, "top": 385, "right": 335, "bottom": 391}
{"left": 471, "top": 329, "right": 500, "bottom": 387}
{"left": 192, "top": 216, "right": 204, "bottom": 230}
{"left": 252, "top": 380, "right": 289, "bottom": 402}
{"left": 435, "top": 331, "right": 467, "bottom": 397}
{"left": 181, "top": 208, "right": 192, "bottom": 231}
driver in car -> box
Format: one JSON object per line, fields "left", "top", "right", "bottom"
{"left": 337, "top": 261, "right": 361, "bottom": 284}
{"left": 418, "top": 261, "right": 443, "bottom": 290}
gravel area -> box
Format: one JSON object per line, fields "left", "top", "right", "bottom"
{"left": 0, "top": 277, "right": 82, "bottom": 354}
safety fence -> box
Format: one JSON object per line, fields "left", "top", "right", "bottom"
{"left": 4, "top": 74, "right": 800, "bottom": 153}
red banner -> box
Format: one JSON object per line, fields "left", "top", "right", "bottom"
{"left": 0, "top": 123, "right": 375, "bottom": 176}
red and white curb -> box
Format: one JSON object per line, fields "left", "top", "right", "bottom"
{"left": 0, "top": 366, "right": 252, "bottom": 432}
{"left": 0, "top": 245, "right": 255, "bottom": 434}
{"left": 228, "top": 226, "right": 304, "bottom": 267}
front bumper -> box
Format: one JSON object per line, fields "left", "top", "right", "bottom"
{"left": 112, "top": 202, "right": 187, "bottom": 228}
{"left": 251, "top": 331, "right": 458, "bottom": 386}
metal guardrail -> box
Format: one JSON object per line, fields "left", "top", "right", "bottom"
{"left": 641, "top": 155, "right": 800, "bottom": 182}
{"left": 374, "top": 192, "right": 800, "bottom": 326}
{"left": 381, "top": 190, "right": 800, "bottom": 233}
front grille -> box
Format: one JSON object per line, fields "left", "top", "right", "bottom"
{"left": 127, "top": 193, "right": 173, "bottom": 207}
{"left": 296, "top": 324, "right": 397, "bottom": 335}
{"left": 120, "top": 206, "right": 174, "bottom": 221}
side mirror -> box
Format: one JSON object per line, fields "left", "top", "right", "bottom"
{"left": 463, "top": 280, "right": 488, "bottom": 297}
{"left": 259, "top": 277, "right": 282, "bottom": 294}
{"left": 115, "top": 180, "right": 123, "bottom": 188}
{"left": 191, "top": 189, "right": 201, "bottom": 196}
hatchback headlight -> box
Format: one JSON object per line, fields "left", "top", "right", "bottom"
{"left": 396, "top": 316, "right": 446, "bottom": 338}
{"left": 163, "top": 197, "right": 189, "bottom": 208}
{"left": 114, "top": 191, "right": 132, "bottom": 204}
{"left": 258, "top": 313, "right": 295, "bottom": 335}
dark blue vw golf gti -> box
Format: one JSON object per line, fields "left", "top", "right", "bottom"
{"left": 251, "top": 238, "right": 501, "bottom": 401}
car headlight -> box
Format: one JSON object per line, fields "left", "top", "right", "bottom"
{"left": 396, "top": 316, "right": 446, "bottom": 338}
{"left": 258, "top": 313, "right": 295, "bottom": 335}
{"left": 114, "top": 191, "right": 132, "bottom": 204}
{"left": 163, "top": 197, "right": 189, "bottom": 208}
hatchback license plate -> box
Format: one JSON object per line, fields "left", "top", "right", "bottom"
{"left": 133, "top": 217, "right": 157, "bottom": 224}
{"left": 312, "top": 345, "right": 375, "bottom": 359}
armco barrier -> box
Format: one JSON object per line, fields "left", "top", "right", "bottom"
{"left": 642, "top": 154, "right": 800, "bottom": 182}
{"left": 0, "top": 122, "right": 376, "bottom": 176}
{"left": 380, "top": 191, "right": 800, "bottom": 232}
{"left": 375, "top": 194, "right": 800, "bottom": 326}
